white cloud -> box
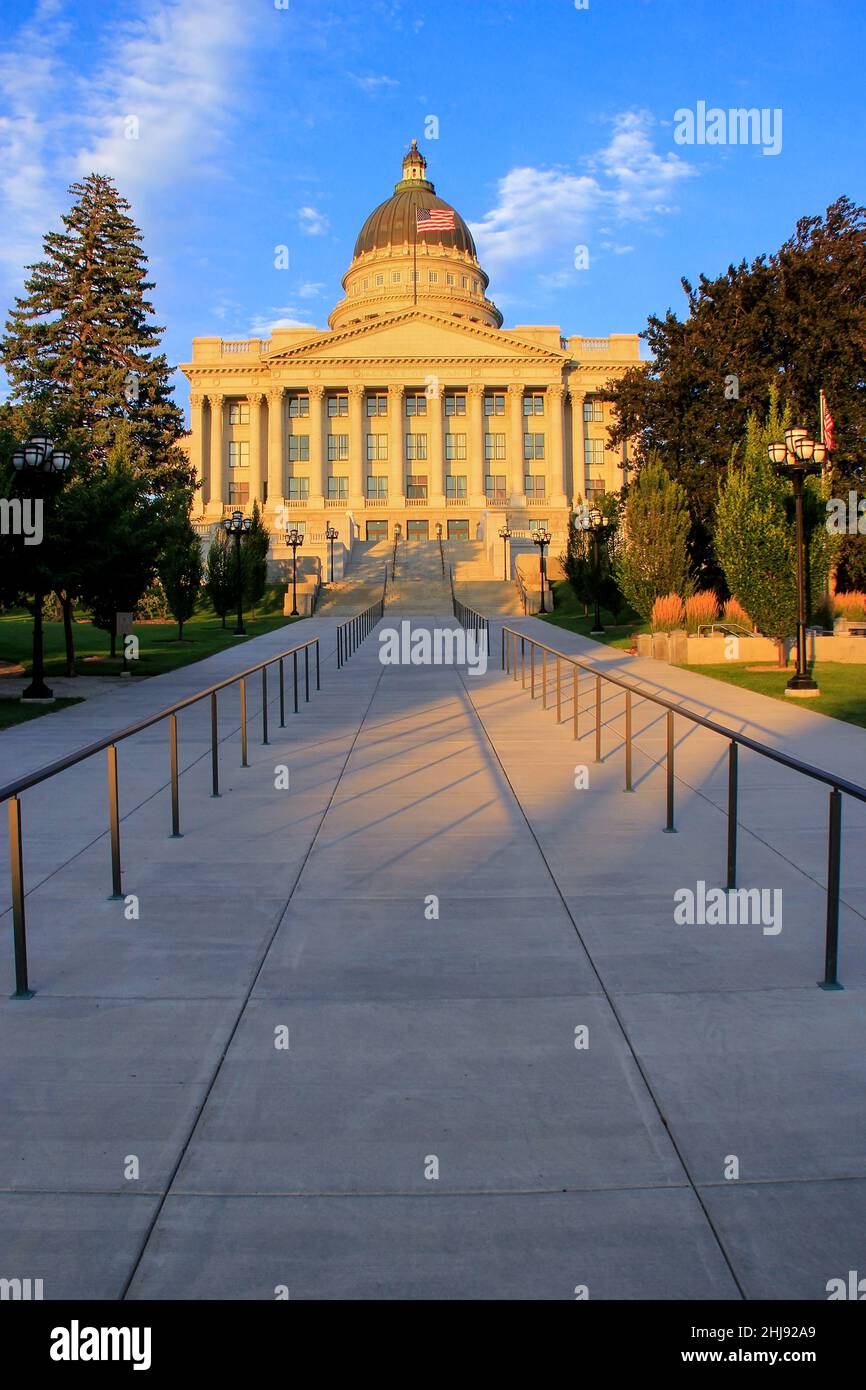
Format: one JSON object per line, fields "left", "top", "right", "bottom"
{"left": 349, "top": 74, "right": 399, "bottom": 95}
{"left": 248, "top": 307, "right": 317, "bottom": 337}
{"left": 298, "top": 206, "right": 330, "bottom": 237}
{"left": 297, "top": 281, "right": 327, "bottom": 299}
{"left": 470, "top": 111, "right": 696, "bottom": 274}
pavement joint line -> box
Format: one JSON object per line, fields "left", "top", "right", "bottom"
{"left": 455, "top": 649, "right": 749, "bottom": 1301}
{"left": 118, "top": 656, "right": 388, "bottom": 1300}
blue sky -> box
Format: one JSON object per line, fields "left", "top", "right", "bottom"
{"left": 1, "top": 0, "right": 863, "bottom": 416}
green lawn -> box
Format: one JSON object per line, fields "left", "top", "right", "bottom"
{"left": 539, "top": 580, "right": 648, "bottom": 650}
{"left": 685, "top": 662, "right": 866, "bottom": 730}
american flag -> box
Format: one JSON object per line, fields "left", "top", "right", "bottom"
{"left": 416, "top": 206, "right": 456, "bottom": 234}
{"left": 820, "top": 390, "right": 835, "bottom": 451}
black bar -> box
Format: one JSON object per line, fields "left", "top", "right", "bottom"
{"left": 665, "top": 709, "right": 676, "bottom": 832}
{"left": 726, "top": 742, "right": 738, "bottom": 889}
{"left": 293, "top": 651, "right": 299, "bottom": 714}
{"left": 821, "top": 788, "right": 843, "bottom": 990}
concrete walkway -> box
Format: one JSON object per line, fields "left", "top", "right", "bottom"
{"left": 0, "top": 609, "right": 864, "bottom": 1300}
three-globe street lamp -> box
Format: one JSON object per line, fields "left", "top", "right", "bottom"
{"left": 579, "top": 507, "right": 612, "bottom": 636}
{"left": 325, "top": 523, "right": 339, "bottom": 584}
{"left": 768, "top": 427, "right": 827, "bottom": 697}
{"left": 499, "top": 524, "right": 512, "bottom": 581}
{"left": 223, "top": 509, "right": 251, "bottom": 635}
{"left": 12, "top": 435, "right": 72, "bottom": 701}
{"left": 533, "top": 528, "right": 552, "bottom": 615}
{"left": 285, "top": 526, "right": 305, "bottom": 617}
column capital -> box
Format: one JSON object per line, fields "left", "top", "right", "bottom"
{"left": 507, "top": 383, "right": 524, "bottom": 399}
{"left": 206, "top": 389, "right": 224, "bottom": 405}
{"left": 566, "top": 384, "right": 586, "bottom": 403}
{"left": 349, "top": 383, "right": 365, "bottom": 400}
{"left": 388, "top": 383, "right": 404, "bottom": 399}
{"left": 308, "top": 383, "right": 325, "bottom": 401}
{"left": 247, "top": 388, "right": 266, "bottom": 405}
{"left": 548, "top": 383, "right": 565, "bottom": 402}
{"left": 189, "top": 391, "right": 205, "bottom": 409}
{"left": 467, "top": 382, "right": 485, "bottom": 400}
{"left": 266, "top": 385, "right": 284, "bottom": 403}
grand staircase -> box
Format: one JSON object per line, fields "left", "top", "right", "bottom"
{"left": 316, "top": 539, "right": 523, "bottom": 618}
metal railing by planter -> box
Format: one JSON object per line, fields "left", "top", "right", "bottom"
{"left": 500, "top": 625, "right": 866, "bottom": 991}
{"left": 450, "top": 565, "right": 490, "bottom": 643}
{"left": 336, "top": 579, "right": 386, "bottom": 669}
{"left": 3, "top": 634, "right": 322, "bottom": 999}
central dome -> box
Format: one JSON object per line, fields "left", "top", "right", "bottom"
{"left": 353, "top": 141, "right": 477, "bottom": 259}
{"left": 330, "top": 141, "right": 501, "bottom": 330}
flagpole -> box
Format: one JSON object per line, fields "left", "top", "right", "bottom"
{"left": 413, "top": 219, "right": 417, "bottom": 307}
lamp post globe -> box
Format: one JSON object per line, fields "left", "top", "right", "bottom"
{"left": 768, "top": 428, "right": 821, "bottom": 696}
{"left": 533, "top": 528, "right": 552, "bottom": 614}
{"left": 498, "top": 525, "right": 512, "bottom": 581}
{"left": 286, "top": 527, "right": 305, "bottom": 617}
{"left": 223, "top": 509, "right": 251, "bottom": 636}
{"left": 325, "top": 523, "right": 339, "bottom": 584}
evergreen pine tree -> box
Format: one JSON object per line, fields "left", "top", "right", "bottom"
{"left": 1, "top": 173, "right": 189, "bottom": 493}
{"left": 241, "top": 500, "right": 270, "bottom": 618}
{"left": 614, "top": 455, "right": 693, "bottom": 621}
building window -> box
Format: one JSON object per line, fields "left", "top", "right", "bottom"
{"left": 405, "top": 394, "right": 427, "bottom": 416}
{"left": 406, "top": 475, "right": 428, "bottom": 499}
{"left": 523, "top": 394, "right": 545, "bottom": 416}
{"left": 288, "top": 436, "right": 309, "bottom": 462}
{"left": 375, "top": 274, "right": 384, "bottom": 287}
{"left": 584, "top": 399, "right": 603, "bottom": 423}
{"left": 584, "top": 438, "right": 605, "bottom": 496}
{"left": 445, "top": 475, "right": 467, "bottom": 499}
{"left": 288, "top": 478, "right": 309, "bottom": 500}
{"left": 524, "top": 432, "right": 545, "bottom": 460}
{"left": 327, "top": 395, "right": 348, "bottom": 417}
{"left": 428, "top": 271, "right": 439, "bottom": 284}
{"left": 289, "top": 396, "right": 309, "bottom": 417}
{"left": 485, "top": 474, "right": 507, "bottom": 502}
{"left": 473, "top": 279, "right": 479, "bottom": 292}
{"left": 445, "top": 433, "right": 467, "bottom": 461}
{"left": 484, "top": 393, "right": 505, "bottom": 416}
{"left": 528, "top": 518, "right": 549, "bottom": 533}
{"left": 367, "top": 475, "right": 388, "bottom": 499}
{"left": 461, "top": 275, "right": 469, "bottom": 289}
{"left": 229, "top": 441, "right": 249, "bottom": 468}
{"left": 484, "top": 432, "right": 506, "bottom": 462}
{"left": 444, "top": 393, "right": 466, "bottom": 416}
{"left": 292, "top": 520, "right": 307, "bottom": 536}
{"left": 229, "top": 403, "right": 250, "bottom": 425}
{"left": 406, "top": 433, "right": 428, "bottom": 461}
{"left": 524, "top": 474, "right": 546, "bottom": 499}
{"left": 328, "top": 477, "right": 348, "bottom": 500}
{"left": 366, "top": 394, "right": 388, "bottom": 416}
{"left": 367, "top": 434, "right": 388, "bottom": 461}
{"left": 328, "top": 433, "right": 349, "bottom": 461}
{"left": 229, "top": 482, "right": 249, "bottom": 505}
{"left": 446, "top": 273, "right": 456, "bottom": 287}
{"left": 392, "top": 271, "right": 402, "bottom": 284}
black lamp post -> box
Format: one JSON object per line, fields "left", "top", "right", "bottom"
{"left": 12, "top": 435, "right": 72, "bottom": 701}
{"left": 768, "top": 427, "right": 826, "bottom": 696}
{"left": 533, "top": 528, "right": 552, "bottom": 614}
{"left": 223, "top": 508, "right": 251, "bottom": 635}
{"left": 499, "top": 524, "right": 512, "bottom": 581}
{"left": 579, "top": 507, "right": 611, "bottom": 635}
{"left": 436, "top": 522, "right": 442, "bottom": 541}
{"left": 325, "top": 523, "right": 338, "bottom": 584}
{"left": 285, "top": 526, "right": 304, "bottom": 616}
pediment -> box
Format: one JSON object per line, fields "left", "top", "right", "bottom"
{"left": 266, "top": 310, "right": 565, "bottom": 365}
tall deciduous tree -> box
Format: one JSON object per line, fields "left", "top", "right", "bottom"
{"left": 714, "top": 396, "right": 835, "bottom": 665}
{"left": 613, "top": 455, "right": 693, "bottom": 621}
{"left": 2, "top": 173, "right": 190, "bottom": 494}
{"left": 158, "top": 493, "right": 203, "bottom": 642}
{"left": 241, "top": 500, "right": 270, "bottom": 618}
{"left": 204, "top": 533, "right": 235, "bottom": 628}
{"left": 603, "top": 196, "right": 866, "bottom": 577}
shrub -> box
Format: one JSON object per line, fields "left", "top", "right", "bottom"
{"left": 810, "top": 595, "right": 836, "bottom": 631}
{"left": 684, "top": 590, "right": 719, "bottom": 634}
{"left": 651, "top": 593, "right": 685, "bottom": 632}
{"left": 135, "top": 580, "right": 172, "bottom": 621}
{"left": 835, "top": 590, "right": 866, "bottom": 621}
{"left": 723, "top": 596, "right": 753, "bottom": 630}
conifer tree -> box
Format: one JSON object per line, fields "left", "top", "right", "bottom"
{"left": 2, "top": 173, "right": 190, "bottom": 493}
{"left": 158, "top": 496, "right": 203, "bottom": 642}
{"left": 614, "top": 455, "right": 693, "bottom": 621}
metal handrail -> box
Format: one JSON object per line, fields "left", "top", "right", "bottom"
{"left": 336, "top": 587, "right": 385, "bottom": 669}
{"left": 501, "top": 624, "right": 865, "bottom": 990}
{"left": 452, "top": 566, "right": 490, "bottom": 642}
{"left": 4, "top": 634, "right": 323, "bottom": 999}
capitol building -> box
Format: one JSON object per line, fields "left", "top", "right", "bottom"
{"left": 182, "top": 141, "right": 640, "bottom": 550}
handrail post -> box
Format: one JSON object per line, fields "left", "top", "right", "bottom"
{"left": 211, "top": 691, "right": 220, "bottom": 797}
{"left": 316, "top": 639, "right": 321, "bottom": 691}
{"left": 512, "top": 633, "right": 518, "bottom": 682}
{"left": 726, "top": 742, "right": 738, "bottom": 888}
{"left": 595, "top": 674, "right": 602, "bottom": 763}
{"left": 261, "top": 666, "right": 269, "bottom": 745}
{"left": 293, "top": 651, "right": 299, "bottom": 714}
{"left": 541, "top": 649, "right": 547, "bottom": 709}
{"left": 502, "top": 628, "right": 506, "bottom": 672}
{"left": 108, "top": 743, "right": 123, "bottom": 899}
{"left": 664, "top": 709, "right": 676, "bottom": 832}
{"left": 279, "top": 657, "right": 286, "bottom": 727}
{"left": 624, "top": 689, "right": 633, "bottom": 792}
{"left": 573, "top": 665, "right": 579, "bottom": 740}
{"left": 530, "top": 644, "right": 536, "bottom": 699}
{"left": 240, "top": 678, "right": 248, "bottom": 767}
{"left": 169, "top": 713, "right": 181, "bottom": 837}
{"left": 521, "top": 637, "right": 525, "bottom": 688}
{"left": 304, "top": 645, "right": 310, "bottom": 702}
{"left": 556, "top": 655, "right": 561, "bottom": 723}
{"left": 820, "top": 788, "right": 844, "bottom": 990}
{"left": 8, "top": 795, "right": 33, "bottom": 999}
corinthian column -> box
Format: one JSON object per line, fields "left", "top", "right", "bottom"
{"left": 548, "top": 383, "right": 567, "bottom": 506}
{"left": 388, "top": 385, "right": 404, "bottom": 503}
{"left": 308, "top": 384, "right": 325, "bottom": 502}
{"left": 508, "top": 384, "right": 525, "bottom": 507}
{"left": 266, "top": 387, "right": 284, "bottom": 513}
{"left": 427, "top": 385, "right": 444, "bottom": 504}
{"left": 207, "top": 391, "right": 224, "bottom": 514}
{"left": 349, "top": 384, "right": 365, "bottom": 505}
{"left": 189, "top": 392, "right": 206, "bottom": 515}
{"left": 568, "top": 385, "right": 586, "bottom": 504}
{"left": 467, "top": 384, "right": 485, "bottom": 504}
{"left": 248, "top": 391, "right": 265, "bottom": 508}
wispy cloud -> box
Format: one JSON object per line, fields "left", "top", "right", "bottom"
{"left": 297, "top": 281, "right": 327, "bottom": 299}
{"left": 248, "top": 306, "right": 318, "bottom": 337}
{"left": 471, "top": 111, "right": 696, "bottom": 275}
{"left": 298, "top": 206, "right": 330, "bottom": 236}
{"left": 348, "top": 73, "right": 399, "bottom": 95}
